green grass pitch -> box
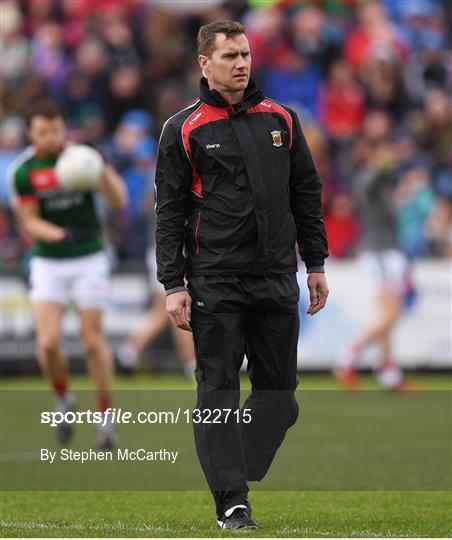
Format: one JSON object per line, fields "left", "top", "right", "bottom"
{"left": 1, "top": 373, "right": 451, "bottom": 538}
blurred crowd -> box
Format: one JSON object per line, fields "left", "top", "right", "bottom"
{"left": 1, "top": 0, "right": 451, "bottom": 272}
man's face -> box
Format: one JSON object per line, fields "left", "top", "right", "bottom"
{"left": 199, "top": 33, "right": 251, "bottom": 96}
{"left": 28, "top": 115, "right": 66, "bottom": 155}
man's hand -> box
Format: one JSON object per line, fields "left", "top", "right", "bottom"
{"left": 306, "top": 273, "right": 329, "bottom": 316}
{"left": 166, "top": 290, "right": 192, "bottom": 332}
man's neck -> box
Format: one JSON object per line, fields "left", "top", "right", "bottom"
{"left": 207, "top": 81, "right": 245, "bottom": 105}
{"left": 224, "top": 90, "right": 245, "bottom": 105}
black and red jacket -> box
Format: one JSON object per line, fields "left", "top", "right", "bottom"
{"left": 155, "top": 78, "right": 328, "bottom": 291}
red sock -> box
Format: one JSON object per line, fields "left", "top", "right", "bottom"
{"left": 52, "top": 378, "right": 68, "bottom": 398}
{"left": 98, "top": 392, "right": 112, "bottom": 413}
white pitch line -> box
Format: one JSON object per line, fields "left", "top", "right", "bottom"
{"left": 1, "top": 520, "right": 421, "bottom": 538}
{"left": 274, "top": 527, "right": 415, "bottom": 538}
{"left": 0, "top": 519, "right": 177, "bottom": 534}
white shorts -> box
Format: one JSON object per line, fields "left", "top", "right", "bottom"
{"left": 360, "top": 249, "right": 409, "bottom": 293}
{"left": 30, "top": 251, "right": 110, "bottom": 309}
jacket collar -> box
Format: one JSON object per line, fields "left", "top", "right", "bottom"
{"left": 199, "top": 77, "right": 264, "bottom": 113}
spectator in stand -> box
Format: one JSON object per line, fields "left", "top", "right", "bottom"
{"left": 243, "top": 7, "right": 288, "bottom": 74}
{"left": 361, "top": 51, "right": 411, "bottom": 120}
{"left": 67, "top": 104, "right": 106, "bottom": 147}
{"left": 98, "top": 11, "right": 142, "bottom": 67}
{"left": 422, "top": 89, "right": 452, "bottom": 174}
{"left": 394, "top": 165, "right": 438, "bottom": 259}
{"left": 434, "top": 169, "right": 452, "bottom": 203}
{"left": 103, "top": 63, "right": 147, "bottom": 133}
{"left": 63, "top": 70, "right": 93, "bottom": 125}
{"left": 24, "top": 0, "right": 55, "bottom": 37}
{"left": 141, "top": 8, "right": 193, "bottom": 81}
{"left": 263, "top": 53, "right": 323, "bottom": 118}
{"left": 60, "top": 0, "right": 90, "bottom": 50}
{"left": 393, "top": 0, "right": 446, "bottom": 53}
{"left": 0, "top": 116, "right": 25, "bottom": 204}
{"left": 325, "top": 193, "right": 360, "bottom": 259}
{"left": 300, "top": 119, "right": 336, "bottom": 197}
{"left": 319, "top": 59, "right": 367, "bottom": 142}
{"left": 291, "top": 5, "right": 343, "bottom": 75}
{"left": 392, "top": 128, "right": 433, "bottom": 177}
{"left": 0, "top": 1, "right": 29, "bottom": 81}
{"left": 31, "top": 21, "right": 71, "bottom": 98}
{"left": 73, "top": 38, "right": 109, "bottom": 107}
{"left": 0, "top": 115, "right": 31, "bottom": 271}
{"left": 344, "top": 1, "right": 409, "bottom": 73}
{"left": 401, "top": 1, "right": 449, "bottom": 104}
{"left": 261, "top": 6, "right": 328, "bottom": 117}
{"left": 104, "top": 109, "right": 156, "bottom": 260}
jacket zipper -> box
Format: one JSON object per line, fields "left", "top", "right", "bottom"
{"left": 226, "top": 88, "right": 259, "bottom": 117}
{"left": 195, "top": 209, "right": 201, "bottom": 255}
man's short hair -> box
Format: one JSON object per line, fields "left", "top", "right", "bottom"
{"left": 197, "top": 20, "right": 246, "bottom": 58}
{"left": 25, "top": 100, "right": 64, "bottom": 127}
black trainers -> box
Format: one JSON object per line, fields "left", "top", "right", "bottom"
{"left": 217, "top": 507, "right": 258, "bottom": 529}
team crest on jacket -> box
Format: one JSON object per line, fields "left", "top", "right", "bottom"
{"left": 270, "top": 130, "right": 283, "bottom": 147}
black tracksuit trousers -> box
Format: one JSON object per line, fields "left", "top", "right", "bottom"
{"left": 187, "top": 273, "right": 300, "bottom": 518}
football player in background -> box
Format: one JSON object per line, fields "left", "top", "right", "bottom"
{"left": 9, "top": 100, "right": 127, "bottom": 448}
{"left": 335, "top": 140, "right": 414, "bottom": 390}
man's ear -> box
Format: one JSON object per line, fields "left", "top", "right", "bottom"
{"left": 198, "top": 54, "right": 209, "bottom": 76}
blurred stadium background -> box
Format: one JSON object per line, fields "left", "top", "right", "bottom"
{"left": 1, "top": 0, "right": 450, "bottom": 376}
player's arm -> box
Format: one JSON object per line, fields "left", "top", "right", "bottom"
{"left": 14, "top": 201, "right": 65, "bottom": 243}
{"left": 288, "top": 109, "right": 329, "bottom": 315}
{"left": 96, "top": 163, "right": 128, "bottom": 210}
{"left": 155, "top": 122, "right": 192, "bottom": 331}
{"left": 10, "top": 162, "right": 66, "bottom": 242}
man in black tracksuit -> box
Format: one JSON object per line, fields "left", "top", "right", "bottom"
{"left": 155, "top": 21, "right": 329, "bottom": 529}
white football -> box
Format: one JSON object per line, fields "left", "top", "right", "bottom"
{"left": 55, "top": 144, "right": 104, "bottom": 191}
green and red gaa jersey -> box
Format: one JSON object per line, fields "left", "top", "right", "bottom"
{"left": 10, "top": 146, "right": 103, "bottom": 258}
